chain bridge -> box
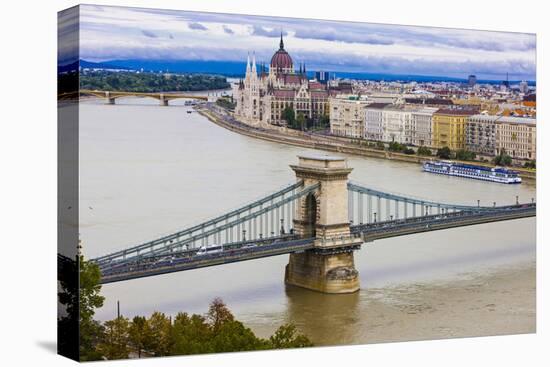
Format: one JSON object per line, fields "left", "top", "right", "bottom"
{"left": 92, "top": 155, "right": 535, "bottom": 293}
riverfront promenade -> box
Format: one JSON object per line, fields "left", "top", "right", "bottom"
{"left": 197, "top": 104, "right": 536, "bottom": 181}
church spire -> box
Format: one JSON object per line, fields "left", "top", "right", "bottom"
{"left": 252, "top": 52, "right": 257, "bottom": 74}
{"left": 246, "top": 52, "right": 251, "bottom": 74}
{"left": 279, "top": 31, "right": 284, "bottom": 50}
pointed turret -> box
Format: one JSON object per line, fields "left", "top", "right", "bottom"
{"left": 279, "top": 31, "right": 284, "bottom": 50}
{"left": 246, "top": 52, "right": 251, "bottom": 74}
{"left": 252, "top": 52, "right": 257, "bottom": 75}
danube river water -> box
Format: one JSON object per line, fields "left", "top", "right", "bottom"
{"left": 78, "top": 97, "right": 536, "bottom": 344}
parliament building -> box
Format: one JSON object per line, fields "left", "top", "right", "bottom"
{"left": 234, "top": 35, "right": 347, "bottom": 126}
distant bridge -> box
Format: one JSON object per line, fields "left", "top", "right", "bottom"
{"left": 92, "top": 155, "right": 536, "bottom": 293}
{"left": 80, "top": 89, "right": 213, "bottom": 105}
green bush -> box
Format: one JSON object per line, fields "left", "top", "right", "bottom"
{"left": 417, "top": 146, "right": 432, "bottom": 156}
{"left": 436, "top": 146, "right": 452, "bottom": 159}
{"left": 455, "top": 149, "right": 477, "bottom": 161}
{"left": 523, "top": 160, "right": 536, "bottom": 169}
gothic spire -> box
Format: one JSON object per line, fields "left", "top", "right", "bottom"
{"left": 279, "top": 31, "right": 284, "bottom": 50}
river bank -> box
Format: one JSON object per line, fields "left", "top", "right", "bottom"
{"left": 197, "top": 105, "right": 536, "bottom": 182}
{"left": 244, "top": 261, "right": 536, "bottom": 346}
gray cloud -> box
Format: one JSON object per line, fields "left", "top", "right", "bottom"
{"left": 398, "top": 29, "right": 536, "bottom": 52}
{"left": 189, "top": 22, "right": 207, "bottom": 31}
{"left": 222, "top": 25, "right": 234, "bottom": 35}
{"left": 252, "top": 26, "right": 287, "bottom": 38}
{"left": 79, "top": 43, "right": 535, "bottom": 80}
{"left": 141, "top": 30, "right": 158, "bottom": 38}
{"left": 293, "top": 27, "right": 394, "bottom": 45}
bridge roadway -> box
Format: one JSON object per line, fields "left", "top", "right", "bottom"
{"left": 80, "top": 89, "right": 210, "bottom": 103}
{"left": 99, "top": 203, "right": 535, "bottom": 284}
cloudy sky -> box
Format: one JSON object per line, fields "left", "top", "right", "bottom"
{"left": 71, "top": 4, "right": 536, "bottom": 80}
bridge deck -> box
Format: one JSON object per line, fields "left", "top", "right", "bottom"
{"left": 352, "top": 204, "right": 536, "bottom": 241}
{"left": 98, "top": 204, "right": 534, "bottom": 284}
{"left": 101, "top": 237, "right": 315, "bottom": 284}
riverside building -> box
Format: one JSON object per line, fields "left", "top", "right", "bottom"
{"left": 432, "top": 108, "right": 477, "bottom": 150}
{"left": 412, "top": 107, "right": 438, "bottom": 147}
{"left": 495, "top": 116, "right": 536, "bottom": 160}
{"left": 467, "top": 115, "right": 536, "bottom": 160}
{"left": 364, "top": 103, "right": 389, "bottom": 141}
{"left": 329, "top": 96, "right": 369, "bottom": 138}
{"left": 466, "top": 114, "right": 500, "bottom": 157}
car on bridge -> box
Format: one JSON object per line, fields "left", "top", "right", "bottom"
{"left": 196, "top": 244, "right": 224, "bottom": 256}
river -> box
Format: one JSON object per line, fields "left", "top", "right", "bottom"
{"left": 77, "top": 97, "right": 536, "bottom": 345}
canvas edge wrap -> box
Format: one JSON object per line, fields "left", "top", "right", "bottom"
{"left": 57, "top": 5, "right": 80, "bottom": 362}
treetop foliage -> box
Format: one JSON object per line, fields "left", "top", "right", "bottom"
{"left": 80, "top": 70, "right": 229, "bottom": 93}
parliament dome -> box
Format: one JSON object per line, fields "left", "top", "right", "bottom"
{"left": 270, "top": 34, "right": 293, "bottom": 71}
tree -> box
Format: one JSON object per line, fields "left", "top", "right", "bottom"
{"left": 78, "top": 256, "right": 105, "bottom": 360}
{"left": 319, "top": 114, "right": 330, "bottom": 129}
{"left": 436, "top": 146, "right": 452, "bottom": 159}
{"left": 58, "top": 253, "right": 105, "bottom": 361}
{"left": 417, "top": 146, "right": 432, "bottom": 156}
{"left": 388, "top": 141, "right": 403, "bottom": 152}
{"left": 281, "top": 106, "right": 295, "bottom": 128}
{"left": 78, "top": 256, "right": 105, "bottom": 326}
{"left": 494, "top": 152, "right": 512, "bottom": 166}
{"left": 207, "top": 297, "right": 235, "bottom": 334}
{"left": 296, "top": 112, "right": 306, "bottom": 131}
{"left": 455, "top": 149, "right": 476, "bottom": 161}
{"left": 523, "top": 160, "right": 536, "bottom": 169}
{"left": 268, "top": 324, "right": 313, "bottom": 349}
{"left": 128, "top": 316, "right": 152, "bottom": 358}
{"left": 147, "top": 312, "right": 173, "bottom": 356}
{"left": 211, "top": 320, "right": 267, "bottom": 353}
{"left": 171, "top": 312, "right": 212, "bottom": 355}
{"left": 98, "top": 317, "right": 130, "bottom": 360}
{"left": 79, "top": 70, "right": 230, "bottom": 92}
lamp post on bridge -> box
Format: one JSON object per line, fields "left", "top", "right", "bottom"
{"left": 373, "top": 212, "right": 377, "bottom": 223}
{"left": 280, "top": 218, "right": 285, "bottom": 235}
{"left": 242, "top": 229, "right": 246, "bottom": 241}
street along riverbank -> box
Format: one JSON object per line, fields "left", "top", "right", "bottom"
{"left": 196, "top": 105, "right": 536, "bottom": 182}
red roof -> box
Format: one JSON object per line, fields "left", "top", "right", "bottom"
{"left": 308, "top": 81, "right": 324, "bottom": 90}
{"left": 311, "top": 90, "right": 328, "bottom": 98}
{"left": 273, "top": 89, "right": 296, "bottom": 98}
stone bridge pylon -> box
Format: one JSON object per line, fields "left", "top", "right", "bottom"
{"left": 285, "top": 154, "right": 363, "bottom": 293}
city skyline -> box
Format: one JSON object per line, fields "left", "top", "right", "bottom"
{"left": 68, "top": 5, "right": 536, "bottom": 81}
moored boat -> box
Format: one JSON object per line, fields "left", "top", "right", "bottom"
{"left": 422, "top": 160, "right": 521, "bottom": 184}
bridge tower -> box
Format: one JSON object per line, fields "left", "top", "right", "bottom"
{"left": 285, "top": 155, "right": 363, "bottom": 293}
